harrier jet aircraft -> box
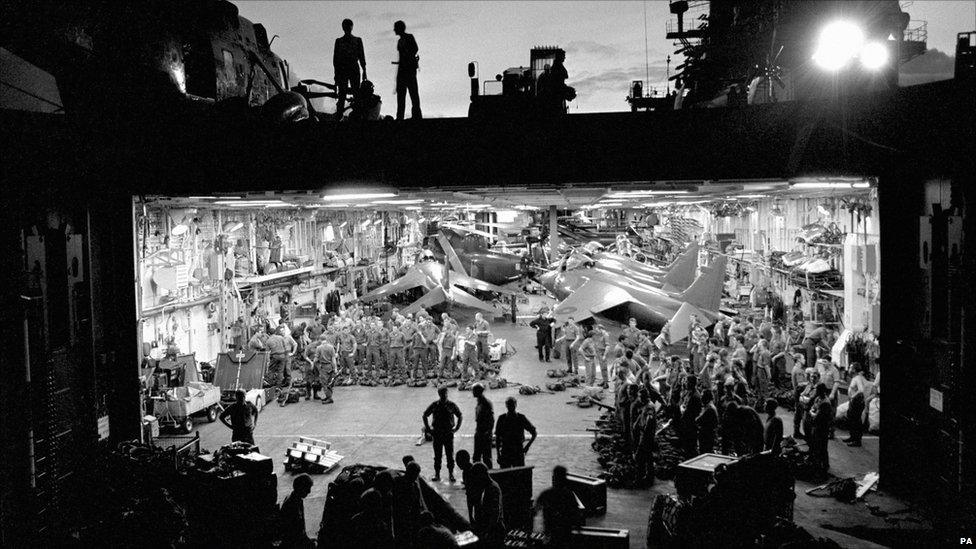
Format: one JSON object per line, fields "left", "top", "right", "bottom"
{"left": 359, "top": 258, "right": 514, "bottom": 316}
{"left": 559, "top": 241, "right": 701, "bottom": 292}
{"left": 425, "top": 228, "right": 531, "bottom": 286}
{"left": 540, "top": 254, "right": 728, "bottom": 341}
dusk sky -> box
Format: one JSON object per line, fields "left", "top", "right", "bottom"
{"left": 243, "top": 1, "right": 968, "bottom": 117}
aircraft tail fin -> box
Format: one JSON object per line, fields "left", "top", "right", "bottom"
{"left": 677, "top": 253, "right": 727, "bottom": 313}
{"left": 437, "top": 233, "right": 469, "bottom": 277}
{"left": 661, "top": 241, "right": 700, "bottom": 292}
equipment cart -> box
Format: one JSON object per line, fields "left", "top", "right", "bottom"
{"left": 151, "top": 354, "right": 222, "bottom": 433}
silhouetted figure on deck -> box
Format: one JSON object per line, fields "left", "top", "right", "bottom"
{"left": 394, "top": 20, "right": 422, "bottom": 120}
{"left": 349, "top": 80, "right": 382, "bottom": 121}
{"left": 539, "top": 50, "right": 574, "bottom": 115}
{"left": 334, "top": 18, "right": 367, "bottom": 119}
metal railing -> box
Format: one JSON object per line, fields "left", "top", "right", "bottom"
{"left": 904, "top": 20, "right": 927, "bottom": 44}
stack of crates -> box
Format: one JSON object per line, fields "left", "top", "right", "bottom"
{"left": 283, "top": 436, "right": 343, "bottom": 473}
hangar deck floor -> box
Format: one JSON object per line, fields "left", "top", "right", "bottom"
{"left": 162, "top": 295, "right": 928, "bottom": 548}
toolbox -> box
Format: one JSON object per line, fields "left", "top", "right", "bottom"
{"left": 565, "top": 471, "right": 606, "bottom": 516}
{"left": 569, "top": 526, "right": 628, "bottom": 549}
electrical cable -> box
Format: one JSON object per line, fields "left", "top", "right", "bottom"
{"left": 642, "top": 0, "right": 650, "bottom": 91}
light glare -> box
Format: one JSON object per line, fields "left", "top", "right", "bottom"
{"left": 860, "top": 41, "right": 889, "bottom": 70}
{"left": 812, "top": 21, "right": 865, "bottom": 71}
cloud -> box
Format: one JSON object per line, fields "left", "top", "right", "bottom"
{"left": 353, "top": 10, "right": 410, "bottom": 21}
{"left": 564, "top": 40, "right": 619, "bottom": 58}
{"left": 571, "top": 64, "right": 669, "bottom": 93}
{"left": 899, "top": 48, "right": 955, "bottom": 86}
{"left": 368, "top": 18, "right": 454, "bottom": 40}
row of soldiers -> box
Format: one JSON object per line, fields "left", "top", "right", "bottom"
{"left": 248, "top": 305, "right": 496, "bottom": 403}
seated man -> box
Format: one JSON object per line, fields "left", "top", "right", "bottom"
{"left": 348, "top": 80, "right": 382, "bottom": 121}
{"left": 278, "top": 474, "right": 314, "bottom": 548}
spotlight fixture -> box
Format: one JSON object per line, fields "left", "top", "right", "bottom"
{"left": 812, "top": 21, "right": 864, "bottom": 71}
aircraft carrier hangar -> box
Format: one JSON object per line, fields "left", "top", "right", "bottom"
{"left": 1, "top": 1, "right": 975, "bottom": 547}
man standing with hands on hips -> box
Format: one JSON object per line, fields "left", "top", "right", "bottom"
{"left": 530, "top": 308, "right": 555, "bottom": 362}
{"left": 423, "top": 386, "right": 463, "bottom": 482}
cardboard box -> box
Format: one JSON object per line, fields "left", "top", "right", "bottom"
{"left": 566, "top": 472, "right": 606, "bottom": 516}
{"left": 232, "top": 452, "right": 274, "bottom": 476}
{"left": 675, "top": 453, "right": 739, "bottom": 497}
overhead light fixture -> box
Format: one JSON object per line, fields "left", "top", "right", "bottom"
{"left": 322, "top": 191, "right": 397, "bottom": 201}
{"left": 514, "top": 205, "right": 540, "bottom": 210}
{"left": 188, "top": 195, "right": 242, "bottom": 200}
{"left": 222, "top": 221, "right": 244, "bottom": 233}
{"left": 791, "top": 182, "right": 870, "bottom": 189}
{"left": 372, "top": 199, "right": 424, "bottom": 205}
{"left": 213, "top": 199, "right": 288, "bottom": 207}
{"left": 733, "top": 194, "right": 769, "bottom": 199}
{"left": 404, "top": 206, "right": 423, "bottom": 211}
{"left": 338, "top": 221, "right": 348, "bottom": 228}
{"left": 606, "top": 190, "right": 690, "bottom": 198}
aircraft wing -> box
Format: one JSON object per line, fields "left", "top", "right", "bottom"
{"left": 360, "top": 267, "right": 433, "bottom": 301}
{"left": 552, "top": 279, "right": 637, "bottom": 324}
{"left": 401, "top": 286, "right": 450, "bottom": 316}
{"left": 448, "top": 287, "right": 499, "bottom": 313}
{"left": 449, "top": 271, "right": 514, "bottom": 295}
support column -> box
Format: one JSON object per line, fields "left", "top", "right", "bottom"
{"left": 549, "top": 205, "right": 560, "bottom": 263}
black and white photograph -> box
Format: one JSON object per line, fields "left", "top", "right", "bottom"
{"left": 1, "top": 0, "right": 974, "bottom": 547}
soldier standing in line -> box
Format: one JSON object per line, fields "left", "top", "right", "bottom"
{"left": 315, "top": 334, "right": 337, "bottom": 404}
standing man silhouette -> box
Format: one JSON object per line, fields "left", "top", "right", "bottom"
{"left": 393, "top": 20, "right": 422, "bottom": 120}
{"left": 334, "top": 18, "right": 366, "bottom": 119}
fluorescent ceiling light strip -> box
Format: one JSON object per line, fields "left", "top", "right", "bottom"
{"left": 606, "top": 190, "right": 690, "bottom": 198}
{"left": 791, "top": 182, "right": 870, "bottom": 189}
{"left": 213, "top": 200, "right": 287, "bottom": 206}
{"left": 322, "top": 192, "right": 397, "bottom": 201}
{"left": 371, "top": 199, "right": 424, "bottom": 204}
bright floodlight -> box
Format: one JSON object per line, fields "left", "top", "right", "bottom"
{"left": 860, "top": 41, "right": 889, "bottom": 70}
{"left": 813, "top": 21, "right": 865, "bottom": 71}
